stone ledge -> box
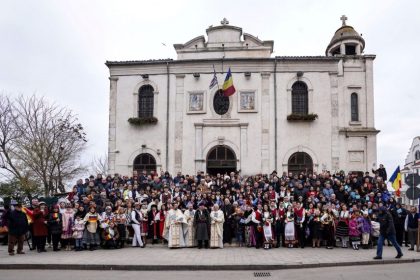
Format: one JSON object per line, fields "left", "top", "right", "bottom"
{"left": 0, "top": 258, "right": 418, "bottom": 271}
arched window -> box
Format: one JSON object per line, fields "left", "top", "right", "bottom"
{"left": 133, "top": 153, "right": 156, "bottom": 174}
{"left": 415, "top": 150, "right": 420, "bottom": 160}
{"left": 351, "top": 93, "right": 359, "bottom": 121}
{"left": 291, "top": 82, "right": 308, "bottom": 115}
{"left": 206, "top": 145, "right": 237, "bottom": 175}
{"left": 288, "top": 152, "right": 313, "bottom": 175}
{"left": 138, "top": 85, "right": 154, "bottom": 118}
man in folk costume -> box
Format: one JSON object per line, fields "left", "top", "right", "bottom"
{"left": 272, "top": 201, "right": 285, "bottom": 248}
{"left": 210, "top": 204, "right": 225, "bottom": 248}
{"left": 148, "top": 204, "right": 160, "bottom": 244}
{"left": 252, "top": 203, "right": 264, "bottom": 249}
{"left": 131, "top": 202, "right": 144, "bottom": 248}
{"left": 183, "top": 202, "right": 196, "bottom": 247}
{"left": 163, "top": 202, "right": 187, "bottom": 248}
{"left": 194, "top": 202, "right": 210, "bottom": 249}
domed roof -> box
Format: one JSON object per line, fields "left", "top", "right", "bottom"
{"left": 327, "top": 25, "right": 365, "bottom": 50}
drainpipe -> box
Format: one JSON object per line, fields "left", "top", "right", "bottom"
{"left": 165, "top": 62, "right": 170, "bottom": 171}
{"left": 274, "top": 58, "right": 278, "bottom": 171}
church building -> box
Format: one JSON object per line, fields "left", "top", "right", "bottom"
{"left": 106, "top": 16, "right": 379, "bottom": 176}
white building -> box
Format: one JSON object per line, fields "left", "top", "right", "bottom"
{"left": 106, "top": 17, "right": 379, "bottom": 176}
{"left": 401, "top": 136, "right": 420, "bottom": 205}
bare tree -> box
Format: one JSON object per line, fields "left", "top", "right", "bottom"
{"left": 90, "top": 153, "right": 108, "bottom": 176}
{"left": 0, "top": 94, "right": 87, "bottom": 197}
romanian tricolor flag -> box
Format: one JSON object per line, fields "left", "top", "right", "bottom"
{"left": 22, "top": 207, "right": 34, "bottom": 223}
{"left": 222, "top": 68, "right": 236, "bottom": 96}
{"left": 389, "top": 166, "right": 402, "bottom": 197}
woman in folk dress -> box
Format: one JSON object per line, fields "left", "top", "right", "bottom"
{"left": 284, "top": 205, "right": 297, "bottom": 248}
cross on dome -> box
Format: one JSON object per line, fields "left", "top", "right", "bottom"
{"left": 340, "top": 15, "right": 348, "bottom": 26}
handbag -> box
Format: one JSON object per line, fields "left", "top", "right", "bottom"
{"left": 0, "top": 226, "right": 9, "bottom": 234}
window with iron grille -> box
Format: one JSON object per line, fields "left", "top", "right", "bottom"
{"left": 288, "top": 152, "right": 313, "bottom": 175}
{"left": 351, "top": 93, "right": 359, "bottom": 121}
{"left": 133, "top": 153, "right": 156, "bottom": 174}
{"left": 138, "top": 85, "right": 154, "bottom": 118}
{"left": 291, "top": 81, "right": 308, "bottom": 115}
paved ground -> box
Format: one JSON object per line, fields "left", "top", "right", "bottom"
{"left": 0, "top": 243, "right": 419, "bottom": 270}
{"left": 0, "top": 263, "right": 419, "bottom": 280}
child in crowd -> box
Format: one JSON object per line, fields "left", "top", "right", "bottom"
{"left": 360, "top": 210, "right": 372, "bottom": 249}
{"left": 72, "top": 215, "right": 85, "bottom": 251}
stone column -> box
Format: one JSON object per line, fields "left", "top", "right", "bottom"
{"left": 174, "top": 75, "right": 185, "bottom": 171}
{"left": 261, "top": 72, "right": 271, "bottom": 173}
{"left": 340, "top": 43, "right": 345, "bottom": 55}
{"left": 240, "top": 123, "right": 248, "bottom": 173}
{"left": 194, "top": 123, "right": 204, "bottom": 173}
{"left": 330, "top": 73, "right": 340, "bottom": 171}
{"left": 108, "top": 76, "right": 118, "bottom": 175}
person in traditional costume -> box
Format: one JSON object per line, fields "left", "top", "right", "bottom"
{"left": 321, "top": 207, "right": 335, "bottom": 249}
{"left": 284, "top": 205, "right": 297, "bottom": 248}
{"left": 140, "top": 203, "right": 149, "bottom": 246}
{"left": 273, "top": 201, "right": 285, "bottom": 248}
{"left": 183, "top": 202, "right": 196, "bottom": 247}
{"left": 100, "top": 206, "right": 115, "bottom": 227}
{"left": 163, "top": 202, "right": 187, "bottom": 248}
{"left": 336, "top": 204, "right": 350, "bottom": 248}
{"left": 158, "top": 204, "right": 167, "bottom": 244}
{"left": 148, "top": 204, "right": 160, "bottom": 244}
{"left": 47, "top": 205, "right": 62, "bottom": 252}
{"left": 194, "top": 202, "right": 210, "bottom": 249}
{"left": 83, "top": 206, "right": 100, "bottom": 251}
{"left": 311, "top": 209, "right": 323, "bottom": 248}
{"left": 115, "top": 206, "right": 128, "bottom": 248}
{"left": 243, "top": 204, "right": 256, "bottom": 247}
{"left": 262, "top": 204, "right": 274, "bottom": 249}
{"left": 210, "top": 204, "right": 225, "bottom": 248}
{"left": 294, "top": 202, "right": 306, "bottom": 248}
{"left": 130, "top": 202, "right": 144, "bottom": 248}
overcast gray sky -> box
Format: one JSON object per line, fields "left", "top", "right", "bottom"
{"left": 1, "top": 0, "right": 419, "bottom": 175}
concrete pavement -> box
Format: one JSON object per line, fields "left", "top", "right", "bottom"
{"left": 1, "top": 263, "right": 419, "bottom": 280}
{"left": 0, "top": 244, "right": 419, "bottom": 271}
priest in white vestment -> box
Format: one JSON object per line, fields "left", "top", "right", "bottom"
{"left": 210, "top": 204, "right": 225, "bottom": 248}
{"left": 163, "top": 202, "right": 187, "bottom": 248}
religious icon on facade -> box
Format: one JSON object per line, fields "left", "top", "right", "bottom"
{"left": 189, "top": 92, "right": 204, "bottom": 112}
{"left": 240, "top": 91, "right": 255, "bottom": 111}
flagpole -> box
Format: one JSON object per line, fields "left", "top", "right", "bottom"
{"left": 213, "top": 64, "right": 220, "bottom": 91}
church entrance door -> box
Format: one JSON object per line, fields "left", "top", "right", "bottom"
{"left": 288, "top": 152, "right": 313, "bottom": 175}
{"left": 206, "top": 145, "right": 237, "bottom": 175}
{"left": 133, "top": 153, "right": 156, "bottom": 174}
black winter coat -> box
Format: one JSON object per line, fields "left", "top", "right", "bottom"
{"left": 7, "top": 209, "right": 29, "bottom": 236}
{"left": 377, "top": 211, "right": 396, "bottom": 237}
{"left": 48, "top": 213, "right": 63, "bottom": 235}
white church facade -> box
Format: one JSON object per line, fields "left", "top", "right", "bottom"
{"left": 106, "top": 17, "right": 379, "bottom": 176}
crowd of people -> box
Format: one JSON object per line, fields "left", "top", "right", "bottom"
{"left": 2, "top": 166, "right": 419, "bottom": 260}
